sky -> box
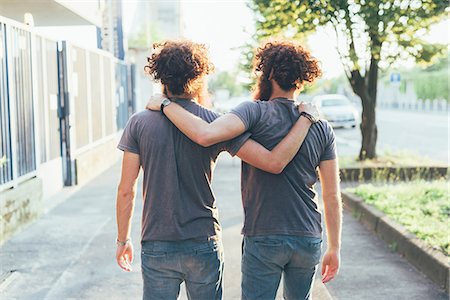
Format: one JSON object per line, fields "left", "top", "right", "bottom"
{"left": 179, "top": 0, "right": 255, "bottom": 72}
{"left": 122, "top": 0, "right": 449, "bottom": 79}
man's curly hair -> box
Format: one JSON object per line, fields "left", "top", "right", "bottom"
{"left": 144, "top": 40, "right": 213, "bottom": 99}
{"left": 253, "top": 40, "right": 322, "bottom": 101}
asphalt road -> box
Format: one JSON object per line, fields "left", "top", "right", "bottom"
{"left": 334, "top": 109, "right": 449, "bottom": 164}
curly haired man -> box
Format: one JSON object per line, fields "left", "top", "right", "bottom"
{"left": 115, "top": 40, "right": 319, "bottom": 300}
{"left": 147, "top": 40, "right": 342, "bottom": 300}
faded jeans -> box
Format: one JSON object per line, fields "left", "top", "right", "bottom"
{"left": 141, "top": 238, "right": 224, "bottom": 300}
{"left": 241, "top": 235, "right": 322, "bottom": 300}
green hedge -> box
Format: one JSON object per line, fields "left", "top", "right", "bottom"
{"left": 347, "top": 181, "right": 449, "bottom": 256}
{"left": 413, "top": 69, "right": 449, "bottom": 101}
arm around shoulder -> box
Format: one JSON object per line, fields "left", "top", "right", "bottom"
{"left": 236, "top": 116, "right": 312, "bottom": 174}
{"left": 162, "top": 103, "right": 247, "bottom": 146}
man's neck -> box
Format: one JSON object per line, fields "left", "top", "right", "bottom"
{"left": 166, "top": 91, "right": 195, "bottom": 101}
{"left": 269, "top": 90, "right": 295, "bottom": 101}
{"left": 268, "top": 83, "right": 296, "bottom": 101}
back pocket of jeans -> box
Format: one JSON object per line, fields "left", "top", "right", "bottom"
{"left": 252, "top": 237, "right": 283, "bottom": 247}
{"left": 305, "top": 237, "right": 322, "bottom": 249}
{"left": 141, "top": 250, "right": 166, "bottom": 258}
{"left": 195, "top": 241, "right": 220, "bottom": 255}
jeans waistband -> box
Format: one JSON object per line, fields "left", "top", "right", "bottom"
{"left": 142, "top": 235, "right": 220, "bottom": 245}
{"left": 141, "top": 236, "right": 222, "bottom": 252}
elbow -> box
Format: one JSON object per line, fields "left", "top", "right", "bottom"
{"left": 267, "top": 161, "right": 286, "bottom": 175}
{"left": 196, "top": 131, "right": 216, "bottom": 147}
{"left": 117, "top": 185, "right": 135, "bottom": 199}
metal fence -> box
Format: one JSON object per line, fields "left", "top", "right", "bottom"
{"left": 34, "top": 34, "right": 60, "bottom": 164}
{"left": 62, "top": 42, "right": 132, "bottom": 153}
{"left": 0, "top": 20, "right": 12, "bottom": 185}
{"left": 378, "top": 81, "right": 449, "bottom": 113}
{"left": 116, "top": 61, "right": 133, "bottom": 130}
{"left": 0, "top": 15, "right": 135, "bottom": 190}
{"left": 0, "top": 18, "right": 37, "bottom": 187}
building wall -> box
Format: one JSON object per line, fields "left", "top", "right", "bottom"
{"left": 128, "top": 0, "right": 182, "bottom": 110}
{"left": 0, "top": 178, "right": 43, "bottom": 245}
{"left": 75, "top": 137, "right": 121, "bottom": 186}
{"left": 0, "top": 15, "right": 134, "bottom": 244}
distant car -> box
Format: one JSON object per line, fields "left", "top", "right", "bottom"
{"left": 312, "top": 94, "right": 358, "bottom": 128}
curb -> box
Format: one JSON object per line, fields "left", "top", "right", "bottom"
{"left": 339, "top": 166, "right": 448, "bottom": 182}
{"left": 342, "top": 191, "right": 449, "bottom": 293}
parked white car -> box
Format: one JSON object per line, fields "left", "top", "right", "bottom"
{"left": 312, "top": 94, "right": 359, "bottom": 128}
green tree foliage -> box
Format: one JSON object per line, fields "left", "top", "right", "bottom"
{"left": 413, "top": 56, "right": 449, "bottom": 101}
{"left": 208, "top": 71, "right": 245, "bottom": 97}
{"left": 251, "top": 0, "right": 448, "bottom": 159}
{"left": 238, "top": 40, "right": 261, "bottom": 91}
{"left": 128, "top": 24, "right": 163, "bottom": 49}
{"left": 384, "top": 56, "right": 449, "bottom": 101}
{"left": 413, "top": 70, "right": 448, "bottom": 101}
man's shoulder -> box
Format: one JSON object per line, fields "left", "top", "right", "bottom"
{"left": 317, "top": 119, "right": 334, "bottom": 132}
{"left": 187, "top": 102, "right": 221, "bottom": 123}
{"left": 132, "top": 109, "right": 160, "bottom": 119}
{"left": 231, "top": 100, "right": 262, "bottom": 115}
{"left": 310, "top": 119, "right": 335, "bottom": 141}
{"left": 126, "top": 109, "right": 163, "bottom": 124}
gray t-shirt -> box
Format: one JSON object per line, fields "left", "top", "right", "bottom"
{"left": 231, "top": 98, "right": 337, "bottom": 238}
{"left": 118, "top": 99, "right": 250, "bottom": 242}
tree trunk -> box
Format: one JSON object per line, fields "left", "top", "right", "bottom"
{"left": 359, "top": 99, "right": 377, "bottom": 160}
{"left": 349, "top": 59, "right": 379, "bottom": 160}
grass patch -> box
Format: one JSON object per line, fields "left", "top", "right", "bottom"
{"left": 339, "top": 150, "right": 445, "bottom": 168}
{"left": 347, "top": 180, "right": 449, "bottom": 256}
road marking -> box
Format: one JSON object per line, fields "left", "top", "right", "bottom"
{"left": 0, "top": 270, "right": 20, "bottom": 292}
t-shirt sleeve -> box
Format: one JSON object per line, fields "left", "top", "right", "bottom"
{"left": 320, "top": 122, "right": 337, "bottom": 161}
{"left": 117, "top": 115, "right": 140, "bottom": 155}
{"left": 230, "top": 101, "right": 261, "bottom": 131}
{"left": 220, "top": 132, "right": 252, "bottom": 157}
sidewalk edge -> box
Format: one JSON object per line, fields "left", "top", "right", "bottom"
{"left": 342, "top": 191, "right": 449, "bottom": 294}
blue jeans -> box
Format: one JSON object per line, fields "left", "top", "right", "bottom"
{"left": 141, "top": 238, "right": 224, "bottom": 300}
{"left": 241, "top": 235, "right": 322, "bottom": 300}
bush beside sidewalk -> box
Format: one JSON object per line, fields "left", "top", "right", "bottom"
{"left": 342, "top": 182, "right": 449, "bottom": 293}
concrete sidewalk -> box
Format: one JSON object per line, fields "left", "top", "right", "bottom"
{"left": 0, "top": 155, "right": 447, "bottom": 299}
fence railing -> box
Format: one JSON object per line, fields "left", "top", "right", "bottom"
{"left": 377, "top": 82, "right": 449, "bottom": 113}
{"left": 0, "top": 20, "right": 13, "bottom": 185}
{"left": 0, "top": 17, "right": 38, "bottom": 188}
{"left": 0, "top": 15, "right": 135, "bottom": 191}
{"left": 378, "top": 98, "right": 449, "bottom": 112}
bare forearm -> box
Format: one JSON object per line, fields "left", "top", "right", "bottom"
{"left": 116, "top": 191, "right": 136, "bottom": 241}
{"left": 323, "top": 193, "right": 342, "bottom": 250}
{"left": 236, "top": 117, "right": 311, "bottom": 174}
{"left": 164, "top": 103, "right": 212, "bottom": 144}
{"left": 163, "top": 103, "right": 247, "bottom": 146}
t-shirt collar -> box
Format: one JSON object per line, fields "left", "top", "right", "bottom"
{"left": 171, "top": 97, "right": 193, "bottom": 102}
{"left": 171, "top": 97, "right": 195, "bottom": 107}
{"left": 271, "top": 97, "right": 295, "bottom": 103}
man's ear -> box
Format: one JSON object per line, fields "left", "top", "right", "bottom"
{"left": 268, "top": 69, "right": 274, "bottom": 80}
{"left": 296, "top": 82, "right": 304, "bottom": 92}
